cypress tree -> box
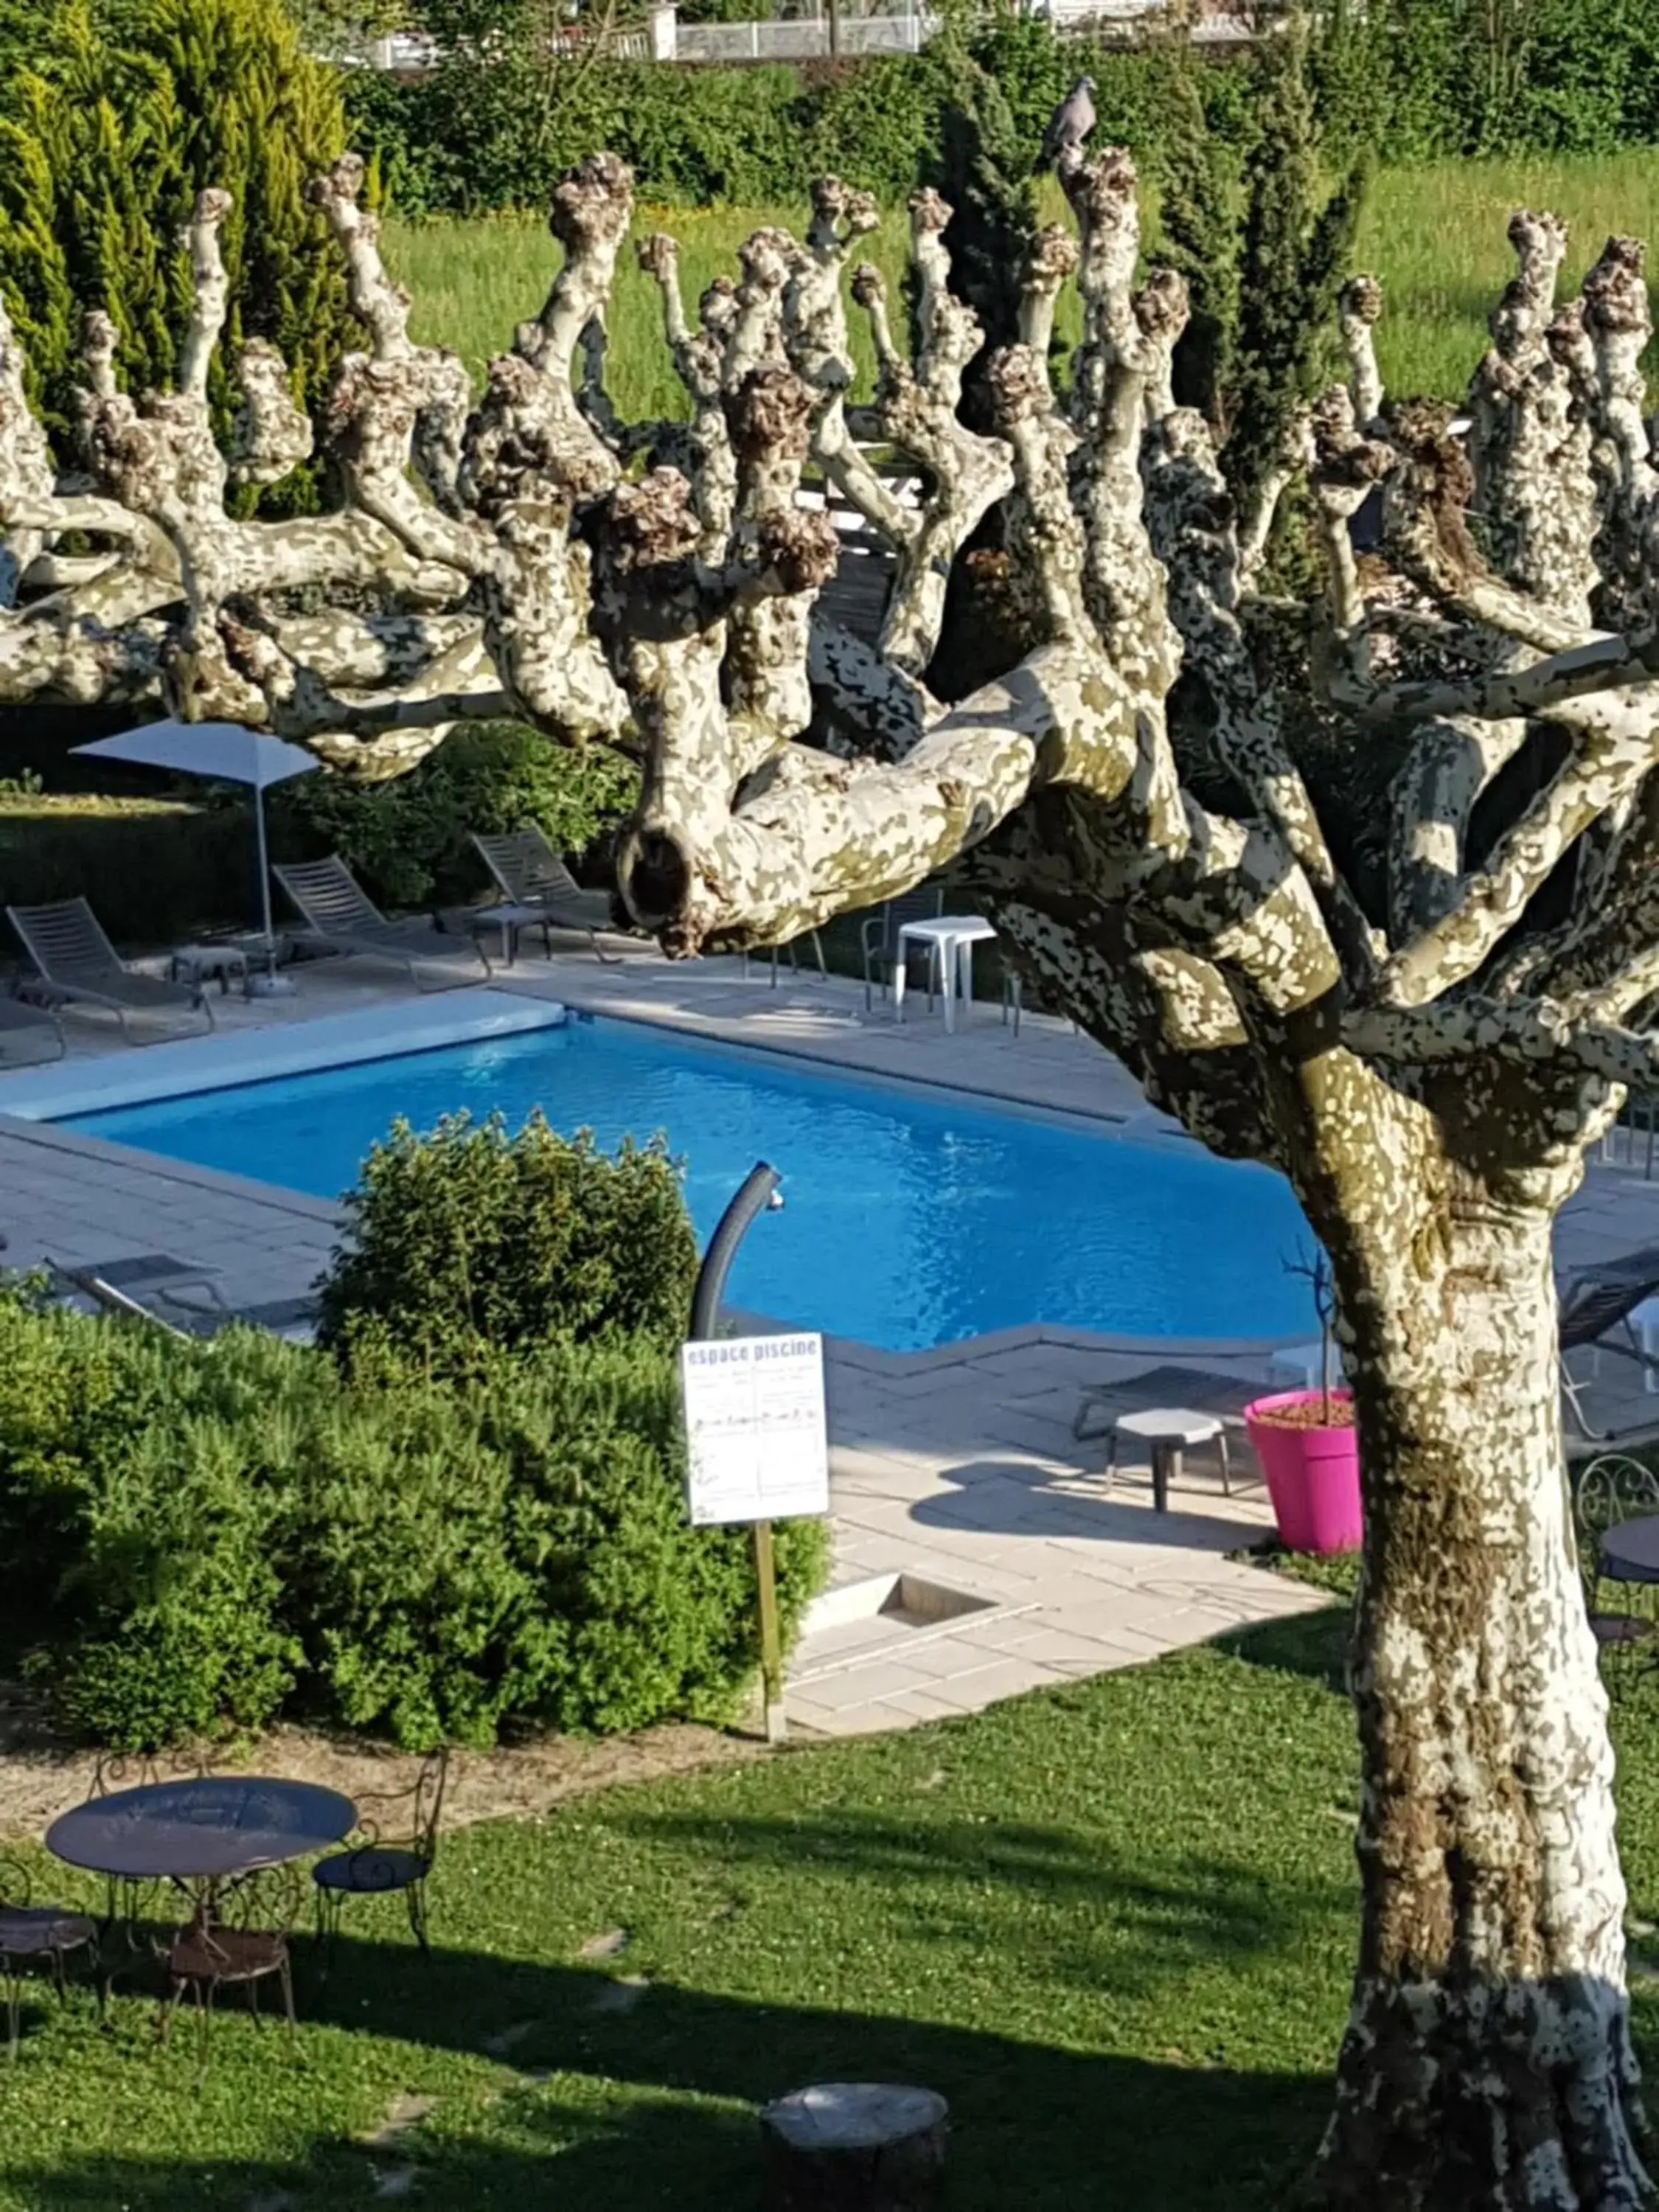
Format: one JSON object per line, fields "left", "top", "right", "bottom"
{"left": 0, "top": 0, "right": 358, "bottom": 511}
{"left": 1223, "top": 16, "right": 1368, "bottom": 513}
{"left": 917, "top": 20, "right": 1039, "bottom": 430}
{"left": 1159, "top": 51, "right": 1239, "bottom": 429}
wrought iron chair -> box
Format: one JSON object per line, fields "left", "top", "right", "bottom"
{"left": 159, "top": 1863, "right": 304, "bottom": 2081}
{"left": 1574, "top": 1452, "right": 1659, "bottom": 1666}
{"left": 90, "top": 1747, "right": 210, "bottom": 1798}
{"left": 0, "top": 1854, "right": 100, "bottom": 2059}
{"left": 88, "top": 1746, "right": 209, "bottom": 1930}
{"left": 312, "top": 1748, "right": 448, "bottom": 1957}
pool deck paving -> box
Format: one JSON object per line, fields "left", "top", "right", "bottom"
{"left": 2, "top": 935, "right": 1657, "bottom": 1742}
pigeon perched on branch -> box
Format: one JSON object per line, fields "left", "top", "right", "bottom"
{"left": 1040, "top": 74, "right": 1096, "bottom": 169}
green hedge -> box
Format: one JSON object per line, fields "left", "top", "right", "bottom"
{"left": 344, "top": 24, "right": 1249, "bottom": 215}
{"left": 347, "top": 2, "right": 1659, "bottom": 220}
{"left": 0, "top": 796, "right": 257, "bottom": 950}
{"left": 0, "top": 720, "right": 637, "bottom": 955}
{"left": 0, "top": 1284, "right": 826, "bottom": 1750}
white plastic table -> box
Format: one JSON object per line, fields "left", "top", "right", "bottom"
{"left": 893, "top": 916, "right": 998, "bottom": 1032}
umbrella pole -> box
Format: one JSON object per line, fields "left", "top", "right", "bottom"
{"left": 255, "top": 786, "right": 276, "bottom": 973}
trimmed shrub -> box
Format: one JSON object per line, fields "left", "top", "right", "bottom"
{"left": 348, "top": 4, "right": 1659, "bottom": 225}
{"left": 0, "top": 1282, "right": 827, "bottom": 1750}
{"left": 269, "top": 719, "right": 639, "bottom": 912}
{"left": 294, "top": 1337, "right": 824, "bottom": 1745}
{"left": 0, "top": 793, "right": 257, "bottom": 951}
{"left": 0, "top": 0, "right": 361, "bottom": 509}
{"left": 346, "top": 27, "right": 1256, "bottom": 218}
{"left": 315, "top": 1111, "right": 701, "bottom": 1371}
{"left": 0, "top": 1304, "right": 305, "bottom": 1744}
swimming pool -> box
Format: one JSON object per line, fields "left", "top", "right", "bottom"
{"left": 60, "top": 1016, "right": 1317, "bottom": 1352}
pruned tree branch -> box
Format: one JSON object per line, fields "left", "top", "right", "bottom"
{"left": 7, "top": 132, "right": 1659, "bottom": 1224}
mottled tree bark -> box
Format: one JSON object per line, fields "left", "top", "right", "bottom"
{"left": 1310, "top": 1192, "right": 1644, "bottom": 2209}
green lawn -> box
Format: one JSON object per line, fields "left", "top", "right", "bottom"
{"left": 6, "top": 1604, "right": 1659, "bottom": 2211}
{"left": 385, "top": 151, "right": 1659, "bottom": 422}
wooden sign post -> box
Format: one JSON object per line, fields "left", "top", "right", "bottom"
{"left": 752, "top": 1516, "right": 785, "bottom": 1746}
{"left": 681, "top": 1332, "right": 830, "bottom": 1746}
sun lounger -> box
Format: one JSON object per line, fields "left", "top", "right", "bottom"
{"left": 470, "top": 829, "right": 622, "bottom": 961}
{"left": 273, "top": 858, "right": 493, "bottom": 988}
{"left": 1559, "top": 1246, "right": 1659, "bottom": 1439}
{"left": 46, "top": 1255, "right": 316, "bottom": 1344}
{"left": 0, "top": 993, "right": 65, "bottom": 1065}
{"left": 6, "top": 900, "right": 214, "bottom": 1043}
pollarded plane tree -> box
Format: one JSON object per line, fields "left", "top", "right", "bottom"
{"left": 1, "top": 144, "right": 1658, "bottom": 2208}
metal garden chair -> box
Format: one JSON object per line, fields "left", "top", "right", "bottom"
{"left": 159, "top": 1864, "right": 305, "bottom": 2082}
{"left": 312, "top": 1747, "right": 448, "bottom": 1957}
{"left": 0, "top": 1855, "right": 101, "bottom": 2059}
{"left": 1574, "top": 1451, "right": 1659, "bottom": 1669}
{"left": 859, "top": 887, "right": 945, "bottom": 1014}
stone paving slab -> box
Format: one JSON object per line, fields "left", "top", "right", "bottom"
{"left": 4, "top": 942, "right": 1659, "bottom": 1739}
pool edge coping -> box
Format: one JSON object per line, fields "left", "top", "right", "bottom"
{"left": 0, "top": 988, "right": 569, "bottom": 1121}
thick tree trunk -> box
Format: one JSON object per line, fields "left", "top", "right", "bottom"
{"left": 1310, "top": 1204, "right": 1649, "bottom": 2211}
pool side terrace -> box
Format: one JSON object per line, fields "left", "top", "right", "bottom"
{"left": 3, "top": 936, "right": 1655, "bottom": 1736}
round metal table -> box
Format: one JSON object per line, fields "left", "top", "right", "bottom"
{"left": 47, "top": 1776, "right": 355, "bottom": 1903}
{"left": 1599, "top": 1514, "right": 1659, "bottom": 1588}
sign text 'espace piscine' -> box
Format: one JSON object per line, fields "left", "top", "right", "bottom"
{"left": 680, "top": 1335, "right": 830, "bottom": 1526}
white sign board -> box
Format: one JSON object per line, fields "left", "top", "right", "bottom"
{"left": 680, "top": 1332, "right": 830, "bottom": 1527}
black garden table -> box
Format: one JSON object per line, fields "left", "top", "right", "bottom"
{"left": 1599, "top": 1514, "right": 1659, "bottom": 1589}
{"left": 46, "top": 1775, "right": 355, "bottom": 1934}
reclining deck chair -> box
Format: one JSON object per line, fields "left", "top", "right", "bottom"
{"left": 273, "top": 858, "right": 493, "bottom": 989}
{"left": 7, "top": 900, "right": 213, "bottom": 1043}
{"left": 470, "top": 828, "right": 621, "bottom": 962}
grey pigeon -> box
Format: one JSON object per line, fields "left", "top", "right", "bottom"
{"left": 1041, "top": 74, "right": 1096, "bottom": 168}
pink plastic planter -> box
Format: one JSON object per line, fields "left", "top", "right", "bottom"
{"left": 1244, "top": 1389, "right": 1363, "bottom": 1555}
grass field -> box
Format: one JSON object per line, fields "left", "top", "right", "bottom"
{"left": 6, "top": 1602, "right": 1659, "bottom": 2210}
{"left": 385, "top": 152, "right": 1659, "bottom": 422}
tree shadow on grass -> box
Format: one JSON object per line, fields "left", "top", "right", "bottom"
{"left": 6, "top": 2006, "right": 1329, "bottom": 2211}
{"left": 1214, "top": 1605, "right": 1352, "bottom": 1694}
{"left": 2, "top": 1803, "right": 1346, "bottom": 2209}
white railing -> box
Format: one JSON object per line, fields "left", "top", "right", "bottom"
{"left": 347, "top": 0, "right": 1259, "bottom": 69}
{"left": 674, "top": 11, "right": 931, "bottom": 58}
{"left": 1046, "top": 0, "right": 1251, "bottom": 40}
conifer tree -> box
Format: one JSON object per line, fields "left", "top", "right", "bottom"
{"left": 0, "top": 0, "right": 357, "bottom": 510}
{"left": 1159, "top": 51, "right": 1239, "bottom": 427}
{"left": 1223, "top": 15, "right": 1366, "bottom": 512}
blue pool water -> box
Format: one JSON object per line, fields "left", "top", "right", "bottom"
{"left": 63, "top": 1018, "right": 1317, "bottom": 1351}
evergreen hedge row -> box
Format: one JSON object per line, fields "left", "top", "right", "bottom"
{"left": 347, "top": 0, "right": 1659, "bottom": 221}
